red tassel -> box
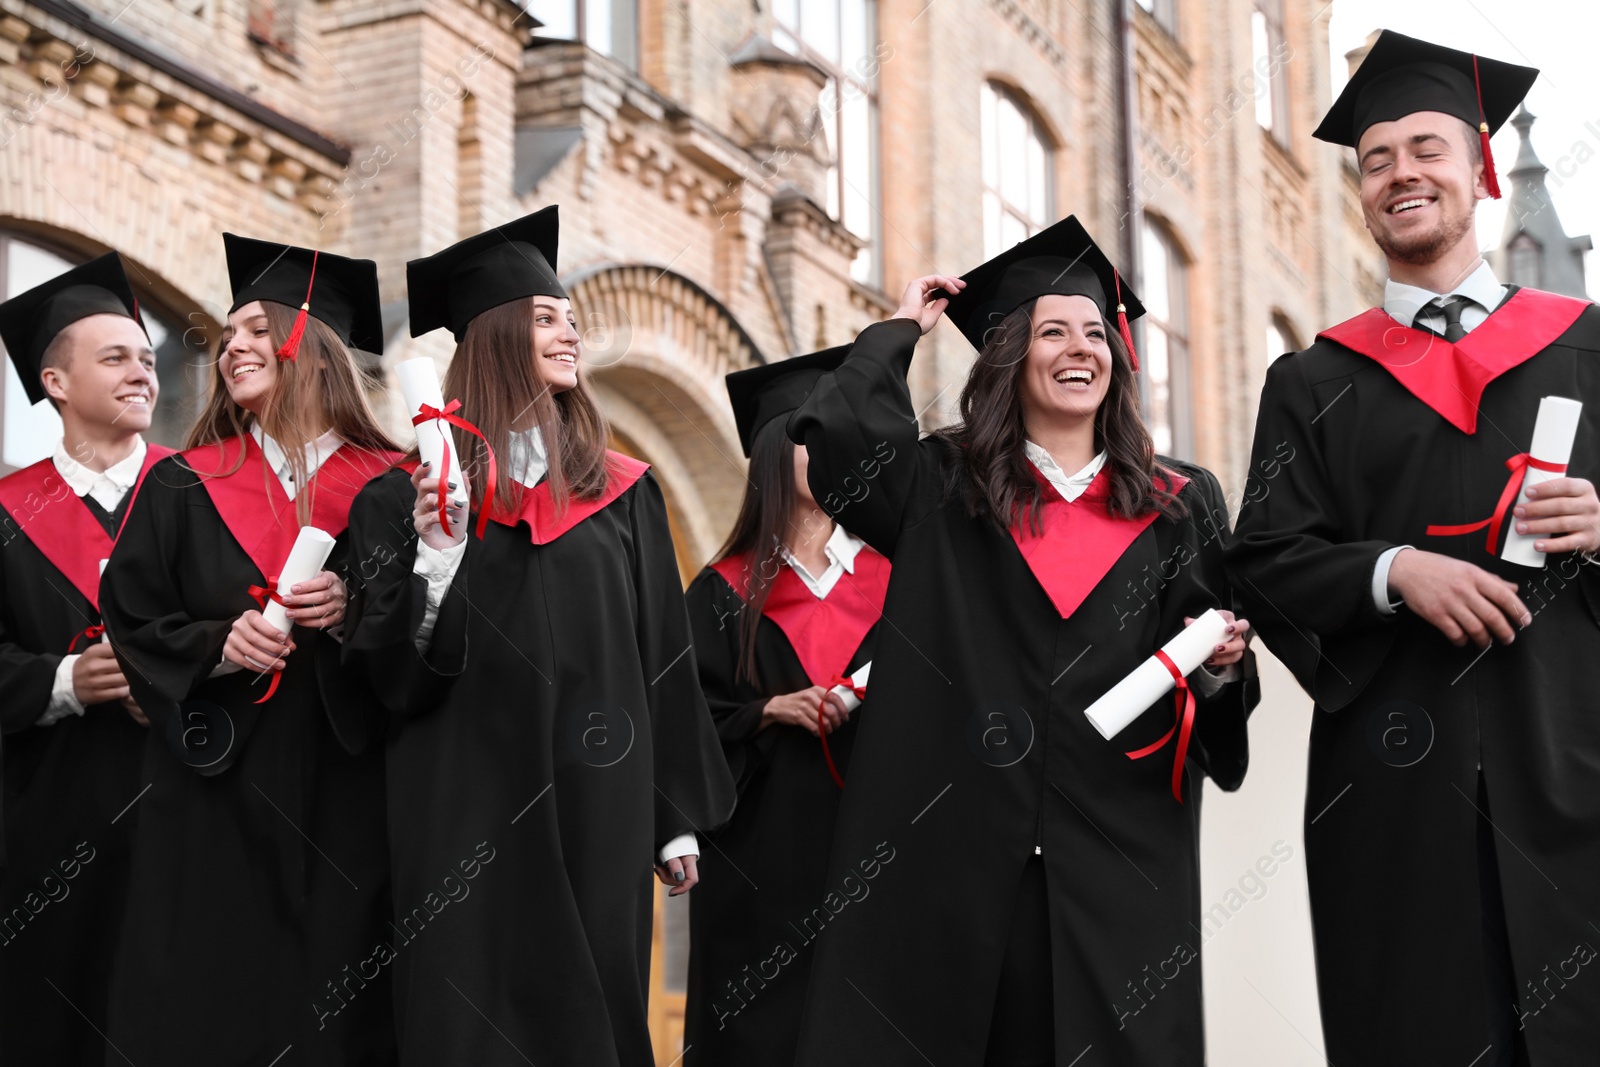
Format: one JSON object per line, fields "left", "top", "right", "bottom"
{"left": 1114, "top": 269, "right": 1139, "bottom": 372}
{"left": 1479, "top": 123, "right": 1501, "bottom": 199}
{"left": 1472, "top": 56, "right": 1502, "bottom": 200}
{"left": 274, "top": 250, "right": 318, "bottom": 362}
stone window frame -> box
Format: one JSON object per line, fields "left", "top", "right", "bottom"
{"left": 980, "top": 80, "right": 1056, "bottom": 261}
{"left": 1140, "top": 216, "right": 1193, "bottom": 459}
{"left": 531, "top": 0, "right": 640, "bottom": 72}
{"left": 770, "top": 0, "right": 883, "bottom": 288}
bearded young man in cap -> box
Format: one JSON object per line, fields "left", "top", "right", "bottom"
{"left": 0, "top": 252, "right": 169, "bottom": 1065}
{"left": 1228, "top": 29, "right": 1600, "bottom": 1066}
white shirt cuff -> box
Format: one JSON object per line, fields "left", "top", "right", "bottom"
{"left": 413, "top": 538, "right": 468, "bottom": 649}
{"left": 1373, "top": 545, "right": 1412, "bottom": 616}
{"left": 658, "top": 833, "right": 699, "bottom": 863}
{"left": 38, "top": 654, "right": 87, "bottom": 725}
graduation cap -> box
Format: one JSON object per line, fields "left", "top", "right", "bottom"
{"left": 407, "top": 205, "right": 565, "bottom": 341}
{"left": 0, "top": 252, "right": 145, "bottom": 407}
{"left": 224, "top": 234, "right": 385, "bottom": 361}
{"left": 937, "top": 215, "right": 1145, "bottom": 371}
{"left": 725, "top": 345, "right": 850, "bottom": 457}
{"left": 1312, "top": 29, "right": 1538, "bottom": 199}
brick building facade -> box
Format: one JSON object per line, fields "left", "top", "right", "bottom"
{"left": 1, "top": 0, "right": 1382, "bottom": 1059}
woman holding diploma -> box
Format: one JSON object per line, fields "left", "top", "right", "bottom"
{"left": 342, "top": 206, "right": 734, "bottom": 1067}
{"left": 681, "top": 349, "right": 890, "bottom": 1064}
{"left": 99, "top": 236, "right": 402, "bottom": 1063}
{"left": 788, "top": 217, "right": 1255, "bottom": 1067}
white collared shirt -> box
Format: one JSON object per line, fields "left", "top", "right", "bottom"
{"left": 52, "top": 437, "right": 146, "bottom": 513}
{"left": 782, "top": 523, "right": 865, "bottom": 600}
{"left": 251, "top": 424, "right": 345, "bottom": 501}
{"left": 1374, "top": 262, "right": 1510, "bottom": 615}
{"left": 506, "top": 426, "right": 549, "bottom": 489}
{"left": 1383, "top": 259, "right": 1507, "bottom": 339}
{"left": 43, "top": 437, "right": 150, "bottom": 726}
{"left": 1024, "top": 442, "right": 1106, "bottom": 501}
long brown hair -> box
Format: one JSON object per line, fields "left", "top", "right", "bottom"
{"left": 438, "top": 296, "right": 611, "bottom": 516}
{"left": 186, "top": 300, "right": 400, "bottom": 523}
{"left": 711, "top": 417, "right": 801, "bottom": 685}
{"left": 934, "top": 298, "right": 1186, "bottom": 534}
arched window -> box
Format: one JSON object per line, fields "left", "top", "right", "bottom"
{"left": 1266, "top": 313, "right": 1299, "bottom": 362}
{"left": 1140, "top": 219, "right": 1191, "bottom": 457}
{"left": 981, "top": 82, "right": 1054, "bottom": 259}
{"left": 0, "top": 232, "right": 206, "bottom": 473}
{"left": 1508, "top": 233, "right": 1542, "bottom": 289}
{"left": 773, "top": 0, "right": 882, "bottom": 285}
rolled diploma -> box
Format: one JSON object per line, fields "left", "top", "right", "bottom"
{"left": 396, "top": 357, "right": 467, "bottom": 511}
{"left": 829, "top": 661, "right": 872, "bottom": 713}
{"left": 261, "top": 526, "right": 336, "bottom": 634}
{"left": 1083, "top": 609, "right": 1230, "bottom": 741}
{"left": 99, "top": 559, "right": 110, "bottom": 644}
{"left": 1501, "top": 396, "right": 1583, "bottom": 569}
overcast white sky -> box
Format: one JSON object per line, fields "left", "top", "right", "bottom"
{"left": 1327, "top": 0, "right": 1600, "bottom": 297}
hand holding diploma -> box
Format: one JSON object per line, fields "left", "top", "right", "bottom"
{"left": 1509, "top": 398, "right": 1597, "bottom": 559}
{"left": 398, "top": 357, "right": 468, "bottom": 515}
{"left": 223, "top": 527, "right": 337, "bottom": 687}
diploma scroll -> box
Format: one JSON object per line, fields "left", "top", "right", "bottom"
{"left": 396, "top": 357, "right": 468, "bottom": 512}
{"left": 261, "top": 526, "right": 336, "bottom": 634}
{"left": 829, "top": 661, "right": 872, "bottom": 713}
{"left": 1501, "top": 397, "right": 1583, "bottom": 569}
{"left": 1083, "top": 609, "right": 1231, "bottom": 740}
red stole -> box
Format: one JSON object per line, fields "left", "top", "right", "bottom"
{"left": 1009, "top": 468, "right": 1187, "bottom": 619}
{"left": 182, "top": 435, "right": 402, "bottom": 582}
{"left": 491, "top": 451, "right": 651, "bottom": 543}
{"left": 0, "top": 444, "right": 175, "bottom": 608}
{"left": 1317, "top": 288, "right": 1590, "bottom": 435}
{"left": 710, "top": 542, "right": 891, "bottom": 687}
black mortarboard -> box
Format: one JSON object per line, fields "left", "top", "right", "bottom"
{"left": 1313, "top": 30, "right": 1537, "bottom": 198}
{"left": 0, "top": 252, "right": 144, "bottom": 406}
{"left": 224, "top": 234, "right": 385, "bottom": 360}
{"left": 726, "top": 346, "right": 850, "bottom": 457}
{"left": 938, "top": 215, "right": 1145, "bottom": 370}
{"left": 407, "top": 206, "right": 565, "bottom": 341}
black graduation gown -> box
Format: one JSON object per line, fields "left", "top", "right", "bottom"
{"left": 680, "top": 546, "right": 887, "bottom": 1065}
{"left": 0, "top": 452, "right": 166, "bottom": 1066}
{"left": 342, "top": 456, "right": 736, "bottom": 1067}
{"left": 99, "top": 440, "right": 399, "bottom": 1066}
{"left": 1226, "top": 287, "right": 1600, "bottom": 1065}
{"left": 786, "top": 318, "right": 1257, "bottom": 1067}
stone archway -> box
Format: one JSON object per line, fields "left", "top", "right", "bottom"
{"left": 567, "top": 263, "right": 764, "bottom": 578}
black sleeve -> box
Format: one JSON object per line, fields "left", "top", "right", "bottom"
{"left": 685, "top": 567, "right": 776, "bottom": 791}
{"left": 0, "top": 510, "right": 61, "bottom": 734}
{"left": 1226, "top": 356, "right": 1398, "bottom": 703}
{"left": 631, "top": 476, "right": 737, "bottom": 849}
{"left": 787, "top": 318, "right": 952, "bottom": 558}
{"left": 1155, "top": 465, "right": 1258, "bottom": 792}
{"left": 341, "top": 469, "right": 469, "bottom": 721}
{"left": 100, "top": 461, "right": 233, "bottom": 732}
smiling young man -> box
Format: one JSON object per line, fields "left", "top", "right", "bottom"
{"left": 1227, "top": 31, "right": 1600, "bottom": 1067}
{"left": 0, "top": 252, "right": 172, "bottom": 1065}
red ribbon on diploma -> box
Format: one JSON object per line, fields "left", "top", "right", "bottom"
{"left": 1425, "top": 453, "right": 1568, "bottom": 554}
{"left": 816, "top": 674, "right": 865, "bottom": 790}
{"left": 1124, "top": 649, "right": 1196, "bottom": 803}
{"left": 245, "top": 576, "right": 287, "bottom": 704}
{"left": 67, "top": 624, "right": 105, "bottom": 653}
{"left": 412, "top": 400, "right": 498, "bottom": 541}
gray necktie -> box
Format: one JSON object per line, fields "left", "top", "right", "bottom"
{"left": 1423, "top": 295, "right": 1469, "bottom": 343}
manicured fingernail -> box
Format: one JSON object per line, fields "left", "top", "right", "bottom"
{"left": 447, "top": 481, "right": 458, "bottom": 490}
{"left": 1216, "top": 644, "right": 1226, "bottom": 652}
{"left": 1226, "top": 625, "right": 1236, "bottom": 634}
{"left": 421, "top": 461, "right": 431, "bottom": 468}
{"left": 673, "top": 870, "right": 684, "bottom": 881}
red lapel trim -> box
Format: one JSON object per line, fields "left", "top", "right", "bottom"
{"left": 1009, "top": 469, "right": 1187, "bottom": 619}
{"left": 492, "top": 450, "right": 650, "bottom": 544}
{"left": 711, "top": 543, "right": 892, "bottom": 686}
{"left": 0, "top": 444, "right": 176, "bottom": 608}
{"left": 181, "top": 436, "right": 401, "bottom": 582}
{"left": 1316, "top": 288, "right": 1590, "bottom": 434}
